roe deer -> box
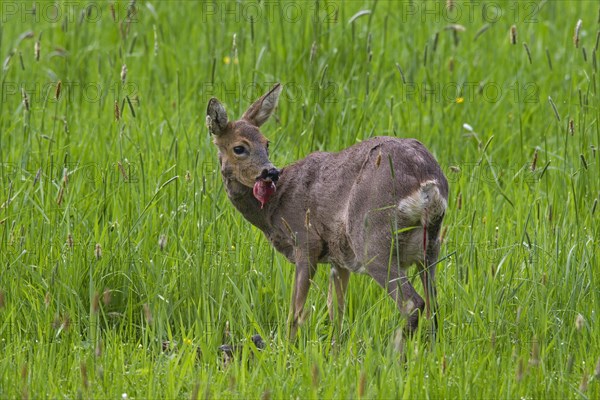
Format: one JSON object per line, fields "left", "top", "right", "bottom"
{"left": 206, "top": 83, "right": 448, "bottom": 340}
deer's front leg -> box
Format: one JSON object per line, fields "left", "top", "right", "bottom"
{"left": 288, "top": 258, "right": 317, "bottom": 341}
{"left": 327, "top": 265, "right": 350, "bottom": 329}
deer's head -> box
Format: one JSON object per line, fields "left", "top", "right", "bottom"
{"left": 206, "top": 84, "right": 282, "bottom": 207}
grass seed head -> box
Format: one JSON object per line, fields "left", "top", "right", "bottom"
{"left": 548, "top": 96, "right": 561, "bottom": 121}
{"left": 358, "top": 370, "right": 366, "bottom": 398}
{"left": 523, "top": 42, "right": 532, "bottom": 64}
{"left": 95, "top": 340, "right": 103, "bottom": 357}
{"left": 3, "top": 49, "right": 15, "bottom": 71}
{"left": 158, "top": 234, "right": 167, "bottom": 251}
{"left": 580, "top": 154, "right": 588, "bottom": 170}
{"left": 117, "top": 161, "right": 129, "bottom": 181}
{"left": 442, "top": 354, "right": 448, "bottom": 374}
{"left": 445, "top": 24, "right": 466, "bottom": 32}
{"left": 574, "top": 19, "right": 582, "bottom": 48}
{"left": 594, "top": 357, "right": 600, "bottom": 380}
{"left": 18, "top": 51, "right": 25, "bottom": 70}
{"left": 0, "top": 290, "right": 5, "bottom": 309}
{"left": 67, "top": 234, "right": 74, "bottom": 249}
{"left": 575, "top": 313, "right": 584, "bottom": 331}
{"left": 231, "top": 33, "right": 238, "bottom": 62}
{"left": 310, "top": 41, "right": 317, "bottom": 62}
{"left": 143, "top": 303, "right": 152, "bottom": 324}
{"left": 433, "top": 32, "right": 439, "bottom": 53}
{"left": 56, "top": 186, "right": 65, "bottom": 206}
{"left": 127, "top": 1, "right": 136, "bottom": 19}
{"left": 21, "top": 363, "right": 28, "bottom": 381}
{"left": 55, "top": 80, "right": 62, "bottom": 100}
{"left": 121, "top": 64, "right": 127, "bottom": 83}
{"left": 33, "top": 167, "right": 41, "bottom": 186}
{"left": 531, "top": 148, "right": 538, "bottom": 171}
{"left": 103, "top": 289, "right": 111, "bottom": 305}
{"left": 62, "top": 314, "right": 71, "bottom": 331}
{"left": 529, "top": 336, "right": 540, "bottom": 366}
{"left": 510, "top": 25, "right": 517, "bottom": 45}
{"left": 95, "top": 243, "right": 102, "bottom": 260}
{"left": 225, "top": 320, "right": 230, "bottom": 339}
{"left": 311, "top": 363, "right": 319, "bottom": 388}
{"left": 569, "top": 119, "right": 575, "bottom": 135}
{"left": 80, "top": 362, "right": 89, "bottom": 389}
{"left": 545, "top": 48, "right": 553, "bottom": 70}
{"left": 566, "top": 354, "right": 574, "bottom": 373}
{"left": 35, "top": 41, "right": 40, "bottom": 61}
{"left": 114, "top": 100, "right": 120, "bottom": 121}
{"left": 21, "top": 88, "right": 30, "bottom": 111}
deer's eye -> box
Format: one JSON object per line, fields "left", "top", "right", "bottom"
{"left": 233, "top": 146, "right": 246, "bottom": 155}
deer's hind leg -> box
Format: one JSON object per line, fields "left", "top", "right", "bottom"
{"left": 367, "top": 259, "right": 425, "bottom": 334}
{"left": 419, "top": 214, "right": 444, "bottom": 334}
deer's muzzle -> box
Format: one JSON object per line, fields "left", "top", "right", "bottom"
{"left": 257, "top": 167, "right": 280, "bottom": 183}
{"left": 253, "top": 168, "right": 279, "bottom": 209}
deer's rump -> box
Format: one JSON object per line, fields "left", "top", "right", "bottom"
{"left": 281, "top": 136, "right": 448, "bottom": 271}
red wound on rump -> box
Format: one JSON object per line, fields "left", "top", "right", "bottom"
{"left": 253, "top": 180, "right": 276, "bottom": 209}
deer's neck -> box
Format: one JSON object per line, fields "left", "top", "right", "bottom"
{"left": 222, "top": 176, "right": 274, "bottom": 232}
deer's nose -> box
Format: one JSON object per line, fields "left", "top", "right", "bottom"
{"left": 259, "top": 168, "right": 280, "bottom": 182}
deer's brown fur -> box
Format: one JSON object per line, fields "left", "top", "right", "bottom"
{"left": 207, "top": 84, "right": 449, "bottom": 340}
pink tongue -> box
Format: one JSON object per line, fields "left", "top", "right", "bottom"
{"left": 253, "top": 180, "right": 276, "bottom": 209}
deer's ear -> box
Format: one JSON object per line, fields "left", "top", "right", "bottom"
{"left": 206, "top": 98, "right": 228, "bottom": 135}
{"left": 242, "top": 83, "right": 282, "bottom": 127}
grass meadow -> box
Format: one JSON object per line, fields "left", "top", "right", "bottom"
{"left": 1, "top": 0, "right": 599, "bottom": 398}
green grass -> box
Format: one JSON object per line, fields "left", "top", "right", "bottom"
{"left": 1, "top": 0, "right": 599, "bottom": 398}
